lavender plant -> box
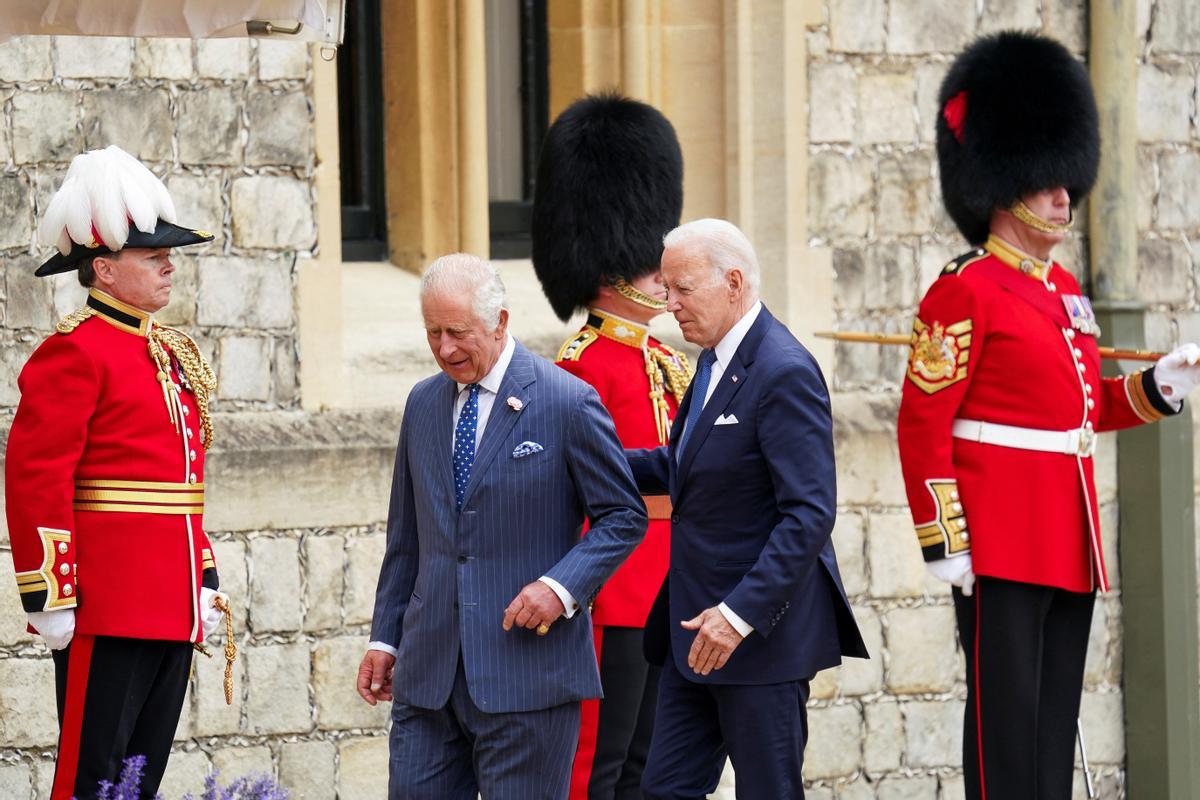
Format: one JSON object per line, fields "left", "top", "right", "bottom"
{"left": 78, "top": 756, "right": 290, "bottom": 800}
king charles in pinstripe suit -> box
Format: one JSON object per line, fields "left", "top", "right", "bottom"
{"left": 358, "top": 253, "right": 648, "bottom": 800}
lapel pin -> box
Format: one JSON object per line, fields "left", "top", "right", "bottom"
{"left": 507, "top": 396, "right": 524, "bottom": 411}
{"left": 731, "top": 375, "right": 738, "bottom": 383}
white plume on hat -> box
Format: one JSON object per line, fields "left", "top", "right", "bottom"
{"left": 38, "top": 145, "right": 177, "bottom": 256}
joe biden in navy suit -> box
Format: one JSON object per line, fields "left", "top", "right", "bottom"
{"left": 628, "top": 220, "right": 868, "bottom": 799}
{"left": 358, "top": 254, "right": 647, "bottom": 799}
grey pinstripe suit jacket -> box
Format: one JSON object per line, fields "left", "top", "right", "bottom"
{"left": 369, "top": 340, "right": 648, "bottom": 713}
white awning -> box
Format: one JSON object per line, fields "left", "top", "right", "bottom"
{"left": 0, "top": 1, "right": 345, "bottom": 46}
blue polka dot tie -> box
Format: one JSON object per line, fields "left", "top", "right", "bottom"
{"left": 453, "top": 384, "right": 480, "bottom": 511}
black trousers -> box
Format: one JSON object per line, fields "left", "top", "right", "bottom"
{"left": 954, "top": 576, "right": 1095, "bottom": 800}
{"left": 50, "top": 634, "right": 192, "bottom": 800}
{"left": 585, "top": 626, "right": 661, "bottom": 799}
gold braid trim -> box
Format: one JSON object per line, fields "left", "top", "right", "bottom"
{"left": 154, "top": 324, "right": 218, "bottom": 449}
{"left": 650, "top": 344, "right": 693, "bottom": 405}
{"left": 56, "top": 306, "right": 97, "bottom": 334}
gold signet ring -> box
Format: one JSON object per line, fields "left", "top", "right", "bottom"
{"left": 536, "top": 623, "right": 550, "bottom": 636}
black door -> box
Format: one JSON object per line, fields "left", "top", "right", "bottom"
{"left": 338, "top": 0, "right": 387, "bottom": 261}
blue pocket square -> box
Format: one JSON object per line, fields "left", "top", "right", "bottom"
{"left": 512, "top": 441, "right": 545, "bottom": 459}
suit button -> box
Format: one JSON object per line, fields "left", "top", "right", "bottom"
{"left": 58, "top": 542, "right": 69, "bottom": 555}
{"left": 59, "top": 563, "right": 70, "bottom": 576}
{"left": 62, "top": 583, "right": 73, "bottom": 596}
{"left": 453, "top": 601, "right": 459, "bottom": 609}
{"left": 182, "top": 406, "right": 190, "bottom": 415}
{"left": 189, "top": 473, "right": 197, "bottom": 484}
{"left": 457, "top": 555, "right": 468, "bottom": 564}
{"left": 189, "top": 450, "right": 197, "bottom": 462}
{"left": 671, "top": 515, "right": 679, "bottom": 524}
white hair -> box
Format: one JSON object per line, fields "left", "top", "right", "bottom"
{"left": 419, "top": 253, "right": 507, "bottom": 328}
{"left": 662, "top": 218, "right": 760, "bottom": 296}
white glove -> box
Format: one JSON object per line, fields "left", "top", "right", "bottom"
{"left": 200, "top": 588, "right": 229, "bottom": 640}
{"left": 1154, "top": 343, "right": 1200, "bottom": 409}
{"left": 28, "top": 609, "right": 76, "bottom": 651}
{"left": 926, "top": 555, "right": 975, "bottom": 597}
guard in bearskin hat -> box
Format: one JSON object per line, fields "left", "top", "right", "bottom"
{"left": 533, "top": 92, "right": 692, "bottom": 799}
{"left": 6, "top": 146, "right": 228, "bottom": 799}
{"left": 897, "top": 32, "right": 1200, "bottom": 797}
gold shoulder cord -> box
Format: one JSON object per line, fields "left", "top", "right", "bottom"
{"left": 151, "top": 324, "right": 218, "bottom": 449}
{"left": 646, "top": 346, "right": 694, "bottom": 445}
{"left": 193, "top": 596, "right": 238, "bottom": 705}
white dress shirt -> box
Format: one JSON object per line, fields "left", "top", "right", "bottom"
{"left": 696, "top": 301, "right": 762, "bottom": 638}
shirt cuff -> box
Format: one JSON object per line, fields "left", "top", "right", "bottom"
{"left": 367, "top": 641, "right": 398, "bottom": 658}
{"left": 539, "top": 576, "right": 579, "bottom": 619}
{"left": 718, "top": 602, "right": 753, "bottom": 637}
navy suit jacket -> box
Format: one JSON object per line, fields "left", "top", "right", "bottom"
{"left": 629, "top": 307, "right": 868, "bottom": 684}
{"left": 370, "top": 340, "right": 648, "bottom": 713}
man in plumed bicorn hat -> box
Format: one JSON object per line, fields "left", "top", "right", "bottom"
{"left": 897, "top": 32, "right": 1200, "bottom": 797}
{"left": 5, "top": 146, "right": 227, "bottom": 799}
{"left": 533, "top": 92, "right": 692, "bottom": 799}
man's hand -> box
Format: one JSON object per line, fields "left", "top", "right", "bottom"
{"left": 1155, "top": 343, "right": 1200, "bottom": 406}
{"left": 199, "top": 588, "right": 228, "bottom": 640}
{"left": 28, "top": 609, "right": 75, "bottom": 651}
{"left": 681, "top": 606, "right": 745, "bottom": 676}
{"left": 502, "top": 581, "right": 566, "bottom": 634}
{"left": 357, "top": 649, "right": 396, "bottom": 706}
{"left": 926, "top": 554, "right": 975, "bottom": 596}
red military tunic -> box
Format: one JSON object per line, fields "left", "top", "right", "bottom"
{"left": 556, "top": 308, "right": 691, "bottom": 626}
{"left": 7, "top": 289, "right": 219, "bottom": 643}
{"left": 897, "top": 236, "right": 1177, "bottom": 593}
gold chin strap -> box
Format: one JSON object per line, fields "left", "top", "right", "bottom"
{"left": 613, "top": 279, "right": 667, "bottom": 311}
{"left": 1010, "top": 199, "right": 1072, "bottom": 234}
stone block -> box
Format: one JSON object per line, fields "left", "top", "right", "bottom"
{"left": 876, "top": 154, "right": 933, "bottom": 236}
{"left": 1154, "top": 0, "right": 1200, "bottom": 53}
{"left": 1042, "top": 2, "right": 1087, "bottom": 53}
{"left": 245, "top": 641, "right": 312, "bottom": 734}
{"left": 939, "top": 774, "right": 966, "bottom": 799}
{"left": 802, "top": 704, "right": 863, "bottom": 779}
{"left": 858, "top": 71, "right": 916, "bottom": 144}
{"left": 133, "top": 38, "right": 193, "bottom": 80}
{"left": 1137, "top": 237, "right": 1191, "bottom": 304}
{"left": 164, "top": 174, "right": 224, "bottom": 248}
{"left": 173, "top": 681, "right": 193, "bottom": 740}
{"left": 258, "top": 39, "right": 309, "bottom": 81}
{"left": 197, "top": 38, "right": 250, "bottom": 79}
{"left": 55, "top": 36, "right": 131, "bottom": 78}
{"left": 279, "top": 740, "right": 337, "bottom": 800}
{"left": 835, "top": 780, "right": 872, "bottom": 800}
{"left": 314, "top": 635, "right": 390, "bottom": 730}
{"left": 864, "top": 700, "right": 902, "bottom": 773}
{"left": 246, "top": 89, "right": 311, "bottom": 167}
{"left": 231, "top": 176, "right": 315, "bottom": 249}
{"left": 0, "top": 176, "right": 32, "bottom": 251}
{"left": 0, "top": 334, "right": 37, "bottom": 406}
{"left": 832, "top": 393, "right": 907, "bottom": 506}
{"left": 840, "top": 605, "right": 882, "bottom": 695}
{"left": 1137, "top": 63, "right": 1193, "bottom": 141}
{"left": 1156, "top": 151, "right": 1200, "bottom": 230}
{"left": 157, "top": 748, "right": 210, "bottom": 800}
{"left": 809, "top": 152, "right": 873, "bottom": 240}
{"left": 1093, "top": 432, "right": 1117, "bottom": 504}
{"left": 917, "top": 241, "right": 957, "bottom": 293}
{"left": 5, "top": 255, "right": 54, "bottom": 330}
{"left": 11, "top": 91, "right": 80, "bottom": 164}
{"left": 0, "top": 37, "right": 53, "bottom": 80}
{"left": 211, "top": 745, "right": 274, "bottom": 784}
{"left": 211, "top": 539, "right": 248, "bottom": 633}
{"left": 1079, "top": 691, "right": 1124, "bottom": 764}
{"left": 154, "top": 252, "right": 197, "bottom": 327}
{"left": 887, "top": 0, "right": 974, "bottom": 54}
{"left": 82, "top": 89, "right": 173, "bottom": 162}
{"left": 884, "top": 605, "right": 959, "bottom": 693}
{"left": 219, "top": 336, "right": 273, "bottom": 402}
{"left": 337, "top": 737, "right": 391, "bottom": 798}
{"left": 903, "top": 699, "right": 963, "bottom": 767}
{"left": 915, "top": 63, "right": 950, "bottom": 144}
{"left": 810, "top": 666, "right": 839, "bottom": 700}
{"left": 0, "top": 556, "right": 34, "bottom": 645}
{"left": 274, "top": 335, "right": 298, "bottom": 406}
{"left": 304, "top": 532, "right": 345, "bottom": 631}
{"left": 51, "top": 269, "right": 88, "bottom": 319}
{"left": 878, "top": 776, "right": 939, "bottom": 799}
{"left": 831, "top": 511, "right": 866, "bottom": 596}
{"left": 177, "top": 90, "right": 242, "bottom": 165}
{"left": 193, "top": 642, "right": 246, "bottom": 736}
{"left": 0, "top": 762, "right": 33, "bottom": 800}
{"left": 1099, "top": 503, "right": 1120, "bottom": 591}
{"left": 250, "top": 535, "right": 303, "bottom": 631}
{"left": 867, "top": 510, "right": 927, "bottom": 598}
{"left": 197, "top": 256, "right": 294, "bottom": 329}
{"left": 862, "top": 245, "right": 918, "bottom": 310}
{"left": 0, "top": 657, "right": 58, "bottom": 746}
{"left": 31, "top": 759, "right": 55, "bottom": 800}
{"left": 828, "top": 0, "right": 885, "bottom": 52}
{"left": 344, "top": 532, "right": 386, "bottom": 625}
{"left": 1083, "top": 596, "right": 1111, "bottom": 687}
{"left": 979, "top": 0, "right": 1039, "bottom": 31}
{"left": 809, "top": 63, "right": 856, "bottom": 143}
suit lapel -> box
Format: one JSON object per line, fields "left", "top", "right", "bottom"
{"left": 460, "top": 342, "right": 537, "bottom": 509}
{"left": 434, "top": 376, "right": 458, "bottom": 503}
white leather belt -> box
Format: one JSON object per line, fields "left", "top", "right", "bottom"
{"left": 952, "top": 418, "right": 1096, "bottom": 457}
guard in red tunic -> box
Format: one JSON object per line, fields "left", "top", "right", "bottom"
{"left": 898, "top": 32, "right": 1200, "bottom": 799}
{"left": 6, "top": 146, "right": 228, "bottom": 800}
{"left": 532, "top": 93, "right": 691, "bottom": 800}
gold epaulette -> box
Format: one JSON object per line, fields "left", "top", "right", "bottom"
{"left": 557, "top": 329, "right": 598, "bottom": 362}
{"left": 650, "top": 342, "right": 693, "bottom": 406}
{"left": 56, "top": 306, "right": 97, "bottom": 334}
{"left": 941, "top": 247, "right": 989, "bottom": 277}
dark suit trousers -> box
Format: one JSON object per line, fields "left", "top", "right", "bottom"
{"left": 954, "top": 576, "right": 1095, "bottom": 800}
{"left": 641, "top": 653, "right": 810, "bottom": 800}
{"left": 388, "top": 655, "right": 582, "bottom": 800}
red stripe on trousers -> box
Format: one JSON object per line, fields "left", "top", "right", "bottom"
{"left": 52, "top": 633, "right": 95, "bottom": 800}
{"left": 974, "top": 585, "right": 986, "bottom": 800}
{"left": 569, "top": 626, "right": 606, "bottom": 800}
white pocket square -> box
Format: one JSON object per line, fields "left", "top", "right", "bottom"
{"left": 714, "top": 414, "right": 739, "bottom": 426}
{"left": 512, "top": 441, "right": 545, "bottom": 458}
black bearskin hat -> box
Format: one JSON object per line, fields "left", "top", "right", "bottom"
{"left": 936, "top": 31, "right": 1100, "bottom": 245}
{"left": 532, "top": 92, "right": 684, "bottom": 321}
